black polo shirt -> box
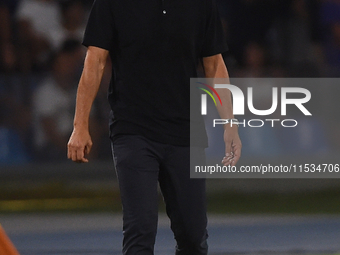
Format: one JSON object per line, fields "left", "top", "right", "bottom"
{"left": 83, "top": 0, "right": 227, "bottom": 146}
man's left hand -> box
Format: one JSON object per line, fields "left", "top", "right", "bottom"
{"left": 221, "top": 125, "right": 242, "bottom": 166}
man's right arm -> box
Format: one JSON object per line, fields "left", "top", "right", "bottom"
{"left": 67, "top": 46, "right": 109, "bottom": 163}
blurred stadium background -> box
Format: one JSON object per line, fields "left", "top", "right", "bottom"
{"left": 1, "top": 0, "right": 340, "bottom": 254}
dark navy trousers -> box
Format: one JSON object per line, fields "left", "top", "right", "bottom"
{"left": 111, "top": 135, "right": 208, "bottom": 255}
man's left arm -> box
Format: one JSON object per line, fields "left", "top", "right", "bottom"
{"left": 203, "top": 54, "right": 242, "bottom": 166}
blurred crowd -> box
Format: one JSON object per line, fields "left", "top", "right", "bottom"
{"left": 0, "top": 0, "right": 339, "bottom": 165}
{"left": 0, "top": 0, "right": 111, "bottom": 164}
{"left": 218, "top": 0, "right": 340, "bottom": 77}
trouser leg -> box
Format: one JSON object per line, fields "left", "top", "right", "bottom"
{"left": 158, "top": 146, "right": 208, "bottom": 255}
{"left": 112, "top": 135, "right": 161, "bottom": 255}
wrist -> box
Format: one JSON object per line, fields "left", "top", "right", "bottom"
{"left": 223, "top": 118, "right": 239, "bottom": 129}
{"left": 73, "top": 121, "right": 89, "bottom": 131}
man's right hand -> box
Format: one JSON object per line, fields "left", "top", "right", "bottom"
{"left": 67, "top": 128, "right": 93, "bottom": 163}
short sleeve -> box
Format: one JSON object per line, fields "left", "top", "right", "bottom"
{"left": 200, "top": 0, "right": 228, "bottom": 57}
{"left": 82, "top": 0, "right": 115, "bottom": 51}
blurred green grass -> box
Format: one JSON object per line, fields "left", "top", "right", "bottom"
{"left": 207, "top": 189, "right": 340, "bottom": 214}
{"left": 1, "top": 180, "right": 340, "bottom": 214}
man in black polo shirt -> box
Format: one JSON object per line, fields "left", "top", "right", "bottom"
{"left": 67, "top": 0, "right": 241, "bottom": 254}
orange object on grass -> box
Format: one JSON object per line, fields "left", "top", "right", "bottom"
{"left": 0, "top": 224, "right": 20, "bottom": 255}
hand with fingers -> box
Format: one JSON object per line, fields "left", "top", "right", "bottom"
{"left": 221, "top": 125, "right": 242, "bottom": 166}
{"left": 67, "top": 128, "right": 93, "bottom": 163}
